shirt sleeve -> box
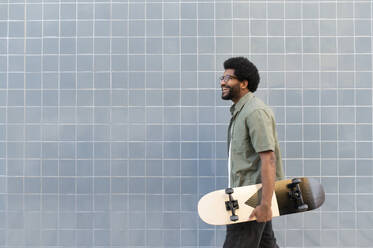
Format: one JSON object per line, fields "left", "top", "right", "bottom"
{"left": 246, "top": 109, "right": 276, "bottom": 153}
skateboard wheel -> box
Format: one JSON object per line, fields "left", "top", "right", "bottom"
{"left": 230, "top": 215, "right": 239, "bottom": 222}
{"left": 225, "top": 188, "right": 234, "bottom": 194}
{"left": 298, "top": 204, "right": 308, "bottom": 211}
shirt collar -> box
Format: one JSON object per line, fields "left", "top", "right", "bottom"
{"left": 230, "top": 92, "right": 254, "bottom": 117}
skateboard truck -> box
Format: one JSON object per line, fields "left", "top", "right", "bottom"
{"left": 225, "top": 188, "right": 239, "bottom": 222}
{"left": 287, "top": 178, "right": 308, "bottom": 211}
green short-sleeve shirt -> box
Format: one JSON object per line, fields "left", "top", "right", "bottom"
{"left": 228, "top": 92, "right": 284, "bottom": 187}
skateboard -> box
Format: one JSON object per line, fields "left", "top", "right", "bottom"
{"left": 198, "top": 177, "right": 325, "bottom": 225}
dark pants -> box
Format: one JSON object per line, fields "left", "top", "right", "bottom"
{"left": 223, "top": 221, "right": 279, "bottom": 248}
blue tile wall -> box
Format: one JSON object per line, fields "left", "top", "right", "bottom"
{"left": 1, "top": 0, "right": 373, "bottom": 247}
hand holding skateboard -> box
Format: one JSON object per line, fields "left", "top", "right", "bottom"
{"left": 249, "top": 203, "right": 272, "bottom": 222}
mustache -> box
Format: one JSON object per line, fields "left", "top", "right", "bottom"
{"left": 222, "top": 86, "right": 232, "bottom": 89}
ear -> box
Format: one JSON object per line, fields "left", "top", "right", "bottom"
{"left": 241, "top": 80, "right": 248, "bottom": 89}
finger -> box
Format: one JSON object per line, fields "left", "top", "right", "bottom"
{"left": 266, "top": 213, "right": 272, "bottom": 222}
{"left": 265, "top": 214, "right": 272, "bottom": 222}
{"left": 256, "top": 218, "right": 264, "bottom": 223}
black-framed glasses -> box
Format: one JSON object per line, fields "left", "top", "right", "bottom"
{"left": 219, "top": 75, "right": 238, "bottom": 83}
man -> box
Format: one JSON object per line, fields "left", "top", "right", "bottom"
{"left": 221, "top": 57, "right": 284, "bottom": 248}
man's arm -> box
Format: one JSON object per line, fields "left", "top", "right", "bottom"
{"left": 249, "top": 150, "right": 276, "bottom": 222}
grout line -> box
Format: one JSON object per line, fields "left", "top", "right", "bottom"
{"left": 143, "top": 1, "right": 148, "bottom": 247}
{"left": 92, "top": 0, "right": 96, "bottom": 246}
{"left": 352, "top": 1, "right": 357, "bottom": 246}
{"left": 178, "top": 2, "right": 182, "bottom": 246}
{"left": 56, "top": 1, "right": 61, "bottom": 245}
{"left": 39, "top": 0, "right": 44, "bottom": 245}
{"left": 161, "top": 0, "right": 165, "bottom": 246}
{"left": 126, "top": 0, "right": 130, "bottom": 246}
{"left": 109, "top": 0, "right": 113, "bottom": 246}
{"left": 22, "top": 1, "right": 26, "bottom": 246}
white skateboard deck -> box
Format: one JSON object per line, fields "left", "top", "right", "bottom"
{"left": 198, "top": 183, "right": 280, "bottom": 225}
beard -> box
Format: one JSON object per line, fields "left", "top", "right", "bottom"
{"left": 221, "top": 86, "right": 233, "bottom": 100}
{"left": 221, "top": 86, "right": 236, "bottom": 100}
